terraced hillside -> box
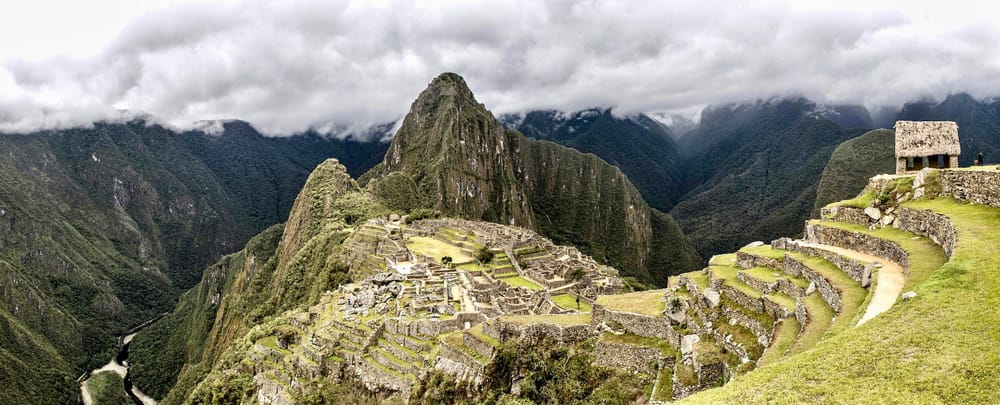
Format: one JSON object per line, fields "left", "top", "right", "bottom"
{"left": 652, "top": 167, "right": 998, "bottom": 402}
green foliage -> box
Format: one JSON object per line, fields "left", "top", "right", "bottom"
{"left": 475, "top": 246, "right": 495, "bottom": 264}
{"left": 294, "top": 377, "right": 383, "bottom": 405}
{"left": 405, "top": 208, "right": 442, "bottom": 224}
{"left": 812, "top": 129, "right": 895, "bottom": 215}
{"left": 507, "top": 109, "right": 686, "bottom": 212}
{"left": 411, "top": 339, "right": 649, "bottom": 405}
{"left": 367, "top": 171, "right": 424, "bottom": 212}
{"left": 672, "top": 99, "right": 866, "bottom": 257}
{"left": 86, "top": 371, "right": 131, "bottom": 405}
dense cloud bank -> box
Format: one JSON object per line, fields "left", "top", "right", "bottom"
{"left": 1, "top": 0, "right": 998, "bottom": 137}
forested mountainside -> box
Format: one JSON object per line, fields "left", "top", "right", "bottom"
{"left": 0, "top": 121, "right": 387, "bottom": 404}
{"left": 811, "top": 129, "right": 896, "bottom": 216}
{"left": 500, "top": 109, "right": 686, "bottom": 211}
{"left": 669, "top": 99, "right": 866, "bottom": 257}
{"left": 500, "top": 99, "right": 875, "bottom": 259}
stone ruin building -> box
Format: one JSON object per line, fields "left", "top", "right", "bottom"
{"left": 894, "top": 120, "right": 960, "bottom": 174}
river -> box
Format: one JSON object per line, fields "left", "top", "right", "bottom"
{"left": 79, "top": 333, "right": 157, "bottom": 405}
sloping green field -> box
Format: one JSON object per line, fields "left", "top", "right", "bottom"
{"left": 681, "top": 198, "right": 1000, "bottom": 403}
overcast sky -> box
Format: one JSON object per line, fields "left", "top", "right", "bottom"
{"left": 1, "top": 0, "right": 998, "bottom": 137}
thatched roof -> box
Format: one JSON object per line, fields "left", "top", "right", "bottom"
{"left": 894, "top": 120, "right": 960, "bottom": 158}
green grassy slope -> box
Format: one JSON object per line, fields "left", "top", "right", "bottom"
{"left": 681, "top": 197, "right": 998, "bottom": 403}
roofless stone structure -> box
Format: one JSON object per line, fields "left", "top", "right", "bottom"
{"left": 894, "top": 120, "right": 960, "bottom": 174}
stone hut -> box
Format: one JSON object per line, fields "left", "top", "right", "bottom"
{"left": 894, "top": 120, "right": 960, "bottom": 174}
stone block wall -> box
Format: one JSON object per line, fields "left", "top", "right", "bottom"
{"left": 773, "top": 237, "right": 869, "bottom": 283}
{"left": 736, "top": 251, "right": 781, "bottom": 270}
{"left": 720, "top": 305, "right": 772, "bottom": 347}
{"left": 483, "top": 318, "right": 592, "bottom": 346}
{"left": 894, "top": 207, "right": 957, "bottom": 257}
{"left": 591, "top": 305, "right": 678, "bottom": 345}
{"left": 463, "top": 332, "right": 497, "bottom": 359}
{"left": 593, "top": 340, "right": 667, "bottom": 375}
{"left": 804, "top": 223, "right": 910, "bottom": 274}
{"left": 782, "top": 255, "right": 842, "bottom": 312}
{"left": 820, "top": 206, "right": 870, "bottom": 225}
{"left": 939, "top": 169, "right": 1000, "bottom": 208}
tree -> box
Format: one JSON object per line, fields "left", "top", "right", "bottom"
{"left": 476, "top": 246, "right": 495, "bottom": 265}
{"left": 441, "top": 256, "right": 453, "bottom": 268}
{"left": 569, "top": 268, "right": 586, "bottom": 282}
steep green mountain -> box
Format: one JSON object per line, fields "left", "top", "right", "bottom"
{"left": 671, "top": 99, "right": 865, "bottom": 256}
{"left": 896, "top": 93, "right": 1000, "bottom": 165}
{"left": 130, "top": 73, "right": 700, "bottom": 402}
{"left": 812, "top": 129, "right": 895, "bottom": 215}
{"left": 0, "top": 122, "right": 387, "bottom": 404}
{"left": 129, "top": 159, "right": 379, "bottom": 402}
{"left": 499, "top": 109, "right": 686, "bottom": 211}
{"left": 364, "top": 73, "right": 700, "bottom": 284}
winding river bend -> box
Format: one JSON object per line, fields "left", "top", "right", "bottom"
{"left": 79, "top": 333, "right": 157, "bottom": 405}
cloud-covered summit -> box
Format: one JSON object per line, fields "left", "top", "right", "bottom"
{"left": 1, "top": 0, "right": 999, "bottom": 137}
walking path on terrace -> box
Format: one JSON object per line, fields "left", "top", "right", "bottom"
{"left": 799, "top": 242, "right": 906, "bottom": 325}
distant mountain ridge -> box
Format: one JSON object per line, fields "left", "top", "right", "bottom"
{"left": 504, "top": 98, "right": 871, "bottom": 258}
{"left": 500, "top": 109, "right": 686, "bottom": 211}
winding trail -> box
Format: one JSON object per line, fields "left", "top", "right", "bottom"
{"left": 799, "top": 242, "right": 906, "bottom": 326}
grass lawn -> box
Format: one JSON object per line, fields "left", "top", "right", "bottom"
{"left": 497, "top": 275, "right": 543, "bottom": 290}
{"left": 406, "top": 236, "right": 474, "bottom": 263}
{"left": 595, "top": 289, "right": 667, "bottom": 316}
{"left": 551, "top": 293, "right": 592, "bottom": 312}
{"left": 681, "top": 197, "right": 999, "bottom": 403}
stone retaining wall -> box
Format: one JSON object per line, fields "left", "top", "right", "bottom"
{"left": 483, "top": 318, "right": 592, "bottom": 345}
{"left": 591, "top": 305, "right": 679, "bottom": 346}
{"left": 782, "top": 255, "right": 842, "bottom": 312}
{"left": 463, "top": 332, "right": 497, "bottom": 359}
{"left": 720, "top": 305, "right": 771, "bottom": 347}
{"left": 384, "top": 314, "right": 481, "bottom": 339}
{"left": 939, "top": 169, "right": 1000, "bottom": 208}
{"left": 804, "top": 223, "right": 909, "bottom": 274}
{"left": 594, "top": 340, "right": 668, "bottom": 375}
{"left": 773, "top": 237, "right": 870, "bottom": 284}
{"left": 352, "top": 356, "right": 412, "bottom": 394}
{"left": 736, "top": 252, "right": 781, "bottom": 270}
{"left": 820, "top": 205, "right": 870, "bottom": 225}
{"left": 894, "top": 207, "right": 957, "bottom": 257}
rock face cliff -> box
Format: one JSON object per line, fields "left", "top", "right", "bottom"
{"left": 365, "top": 73, "right": 699, "bottom": 284}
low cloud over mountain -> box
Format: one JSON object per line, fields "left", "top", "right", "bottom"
{"left": 2, "top": 0, "right": 999, "bottom": 136}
